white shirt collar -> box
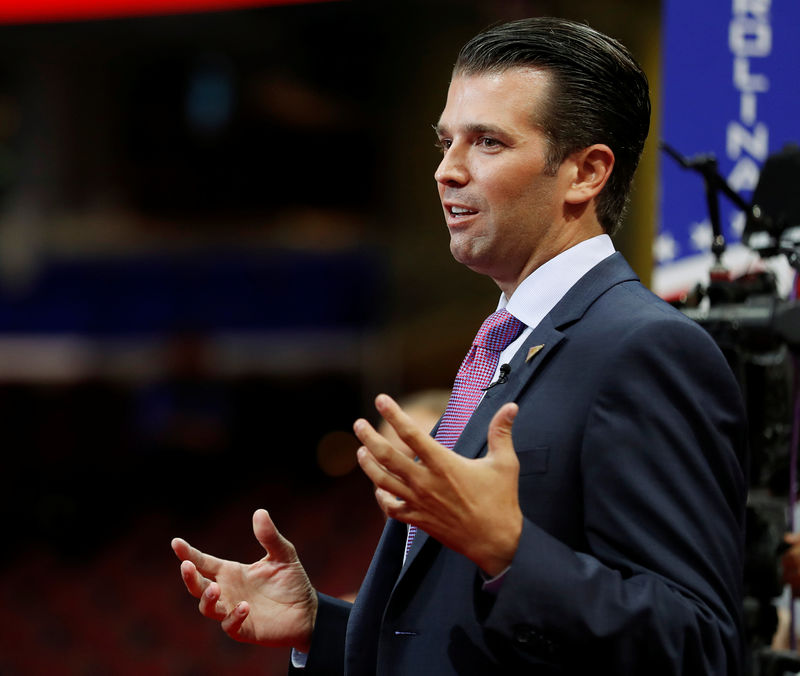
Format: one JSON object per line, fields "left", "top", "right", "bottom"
{"left": 497, "top": 234, "right": 615, "bottom": 330}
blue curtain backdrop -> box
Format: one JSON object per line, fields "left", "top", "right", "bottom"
{"left": 656, "top": 0, "right": 800, "bottom": 300}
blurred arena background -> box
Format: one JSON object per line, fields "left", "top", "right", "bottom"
{"left": 0, "top": 1, "right": 660, "bottom": 673}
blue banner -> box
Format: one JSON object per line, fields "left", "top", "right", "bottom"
{"left": 655, "top": 0, "right": 800, "bottom": 300}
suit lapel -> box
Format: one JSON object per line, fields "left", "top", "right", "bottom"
{"left": 451, "top": 319, "right": 565, "bottom": 461}
{"left": 395, "top": 252, "right": 639, "bottom": 577}
{"left": 397, "top": 322, "right": 564, "bottom": 572}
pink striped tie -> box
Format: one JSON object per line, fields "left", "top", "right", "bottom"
{"left": 404, "top": 308, "right": 523, "bottom": 560}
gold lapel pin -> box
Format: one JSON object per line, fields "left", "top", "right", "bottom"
{"left": 526, "top": 344, "right": 545, "bottom": 363}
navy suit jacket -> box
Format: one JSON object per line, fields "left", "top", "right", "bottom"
{"left": 296, "top": 253, "right": 748, "bottom": 675}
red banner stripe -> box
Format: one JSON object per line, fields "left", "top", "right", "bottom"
{"left": 0, "top": 0, "right": 336, "bottom": 24}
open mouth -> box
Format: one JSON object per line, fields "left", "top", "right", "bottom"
{"left": 449, "top": 205, "right": 478, "bottom": 217}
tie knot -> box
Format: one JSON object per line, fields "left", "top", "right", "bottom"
{"left": 473, "top": 309, "right": 523, "bottom": 352}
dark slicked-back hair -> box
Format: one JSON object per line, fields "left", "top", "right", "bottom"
{"left": 454, "top": 17, "right": 651, "bottom": 234}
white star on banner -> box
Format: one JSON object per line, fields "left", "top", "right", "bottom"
{"left": 690, "top": 220, "right": 714, "bottom": 252}
{"left": 653, "top": 232, "right": 678, "bottom": 263}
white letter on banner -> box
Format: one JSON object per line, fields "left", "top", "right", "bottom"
{"left": 733, "top": 56, "right": 769, "bottom": 92}
{"left": 729, "top": 17, "right": 772, "bottom": 57}
{"left": 740, "top": 93, "right": 758, "bottom": 126}
{"left": 726, "top": 120, "right": 769, "bottom": 160}
{"left": 728, "top": 156, "right": 762, "bottom": 192}
{"left": 733, "top": 0, "right": 770, "bottom": 18}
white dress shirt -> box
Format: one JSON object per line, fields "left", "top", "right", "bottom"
{"left": 495, "top": 233, "right": 615, "bottom": 376}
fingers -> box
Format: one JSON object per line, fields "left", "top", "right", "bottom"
{"left": 221, "top": 601, "right": 251, "bottom": 639}
{"left": 353, "top": 415, "right": 420, "bottom": 483}
{"left": 171, "top": 537, "right": 190, "bottom": 561}
{"left": 173, "top": 538, "right": 229, "bottom": 619}
{"left": 354, "top": 396, "right": 434, "bottom": 506}
{"left": 373, "top": 486, "right": 417, "bottom": 523}
{"left": 179, "top": 559, "right": 209, "bottom": 598}
{"left": 171, "top": 537, "right": 223, "bottom": 578}
{"left": 174, "top": 537, "right": 226, "bottom": 621}
{"left": 171, "top": 525, "right": 266, "bottom": 640}
{"left": 175, "top": 540, "right": 246, "bottom": 625}
{"left": 198, "top": 580, "right": 229, "bottom": 621}
{"left": 357, "top": 445, "right": 415, "bottom": 504}
{"left": 176, "top": 558, "right": 229, "bottom": 622}
{"left": 372, "top": 394, "right": 443, "bottom": 465}
{"left": 178, "top": 560, "right": 229, "bottom": 621}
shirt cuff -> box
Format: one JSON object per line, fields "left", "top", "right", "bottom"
{"left": 480, "top": 565, "right": 510, "bottom": 594}
{"left": 291, "top": 648, "right": 309, "bottom": 669}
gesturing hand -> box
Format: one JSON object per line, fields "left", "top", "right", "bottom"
{"left": 354, "top": 394, "right": 523, "bottom": 577}
{"left": 171, "top": 509, "right": 318, "bottom": 652}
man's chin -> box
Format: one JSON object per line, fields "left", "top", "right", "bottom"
{"left": 449, "top": 244, "right": 493, "bottom": 276}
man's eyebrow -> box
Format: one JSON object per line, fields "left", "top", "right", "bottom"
{"left": 432, "top": 122, "right": 508, "bottom": 137}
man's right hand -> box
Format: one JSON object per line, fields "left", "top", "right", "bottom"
{"left": 171, "top": 508, "right": 318, "bottom": 652}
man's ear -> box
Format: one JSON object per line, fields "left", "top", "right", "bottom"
{"left": 564, "top": 144, "right": 614, "bottom": 205}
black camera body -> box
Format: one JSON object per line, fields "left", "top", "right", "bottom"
{"left": 664, "top": 143, "right": 800, "bottom": 675}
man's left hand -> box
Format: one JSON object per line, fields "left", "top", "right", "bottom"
{"left": 354, "top": 394, "right": 523, "bottom": 577}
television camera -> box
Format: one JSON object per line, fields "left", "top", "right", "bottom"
{"left": 661, "top": 142, "right": 800, "bottom": 676}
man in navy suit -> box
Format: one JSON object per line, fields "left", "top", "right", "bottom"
{"left": 172, "top": 17, "right": 747, "bottom": 674}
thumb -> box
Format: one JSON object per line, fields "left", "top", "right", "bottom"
{"left": 785, "top": 532, "right": 800, "bottom": 545}
{"left": 486, "top": 402, "right": 519, "bottom": 462}
{"left": 252, "top": 509, "right": 298, "bottom": 563}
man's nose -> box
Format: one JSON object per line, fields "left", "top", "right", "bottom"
{"left": 434, "top": 147, "right": 469, "bottom": 186}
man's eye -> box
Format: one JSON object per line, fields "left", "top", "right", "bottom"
{"left": 478, "top": 137, "right": 501, "bottom": 148}
{"left": 436, "top": 139, "right": 452, "bottom": 153}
